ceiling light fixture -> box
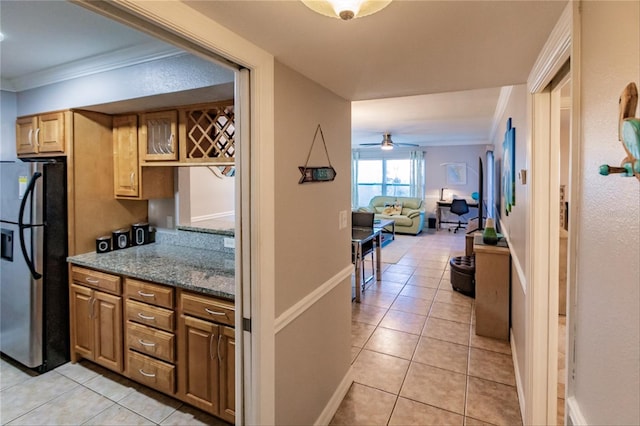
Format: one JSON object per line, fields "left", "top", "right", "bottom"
{"left": 380, "top": 133, "right": 394, "bottom": 150}
{"left": 302, "top": 0, "right": 392, "bottom": 21}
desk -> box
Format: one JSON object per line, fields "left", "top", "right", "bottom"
{"left": 436, "top": 200, "right": 479, "bottom": 230}
{"left": 351, "top": 227, "right": 382, "bottom": 303}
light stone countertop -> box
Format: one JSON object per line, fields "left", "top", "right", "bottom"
{"left": 67, "top": 243, "right": 235, "bottom": 300}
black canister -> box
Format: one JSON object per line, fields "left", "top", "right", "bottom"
{"left": 112, "top": 228, "right": 130, "bottom": 250}
{"left": 96, "top": 236, "right": 111, "bottom": 253}
{"left": 131, "top": 222, "right": 150, "bottom": 246}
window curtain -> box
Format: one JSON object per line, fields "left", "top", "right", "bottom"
{"left": 410, "top": 150, "right": 425, "bottom": 199}
{"left": 351, "top": 150, "right": 360, "bottom": 209}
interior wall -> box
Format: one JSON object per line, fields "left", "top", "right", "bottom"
{"left": 0, "top": 90, "right": 17, "bottom": 161}
{"left": 188, "top": 167, "right": 235, "bottom": 221}
{"left": 572, "top": 2, "right": 639, "bottom": 424}
{"left": 273, "top": 60, "right": 351, "bottom": 425}
{"left": 15, "top": 54, "right": 233, "bottom": 116}
{"left": 490, "top": 84, "right": 529, "bottom": 391}
{"left": 423, "top": 144, "right": 487, "bottom": 218}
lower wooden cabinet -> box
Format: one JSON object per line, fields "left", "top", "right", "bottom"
{"left": 69, "top": 283, "right": 123, "bottom": 372}
{"left": 69, "top": 267, "right": 235, "bottom": 423}
{"left": 178, "top": 290, "right": 235, "bottom": 423}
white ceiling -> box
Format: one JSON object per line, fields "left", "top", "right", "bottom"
{"left": 0, "top": 0, "right": 567, "bottom": 148}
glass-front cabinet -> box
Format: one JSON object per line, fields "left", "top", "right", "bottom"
{"left": 139, "top": 110, "right": 178, "bottom": 162}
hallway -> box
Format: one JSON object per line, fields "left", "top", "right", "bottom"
{"left": 332, "top": 230, "right": 522, "bottom": 425}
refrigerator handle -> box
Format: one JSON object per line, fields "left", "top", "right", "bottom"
{"left": 18, "top": 171, "right": 43, "bottom": 280}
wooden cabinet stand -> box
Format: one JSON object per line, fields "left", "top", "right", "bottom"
{"left": 473, "top": 235, "right": 511, "bottom": 340}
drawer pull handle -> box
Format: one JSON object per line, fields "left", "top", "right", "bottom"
{"left": 137, "top": 313, "right": 155, "bottom": 321}
{"left": 137, "top": 291, "right": 155, "bottom": 298}
{"left": 138, "top": 369, "right": 156, "bottom": 378}
{"left": 205, "top": 308, "right": 226, "bottom": 316}
{"left": 85, "top": 277, "right": 99, "bottom": 284}
{"left": 138, "top": 339, "right": 156, "bottom": 348}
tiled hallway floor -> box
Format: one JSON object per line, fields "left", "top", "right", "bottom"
{"left": 332, "top": 229, "right": 522, "bottom": 426}
{"left": 0, "top": 354, "right": 228, "bottom": 425}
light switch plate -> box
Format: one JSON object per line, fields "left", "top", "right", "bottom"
{"left": 339, "top": 210, "right": 348, "bottom": 229}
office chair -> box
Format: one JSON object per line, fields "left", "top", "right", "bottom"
{"left": 351, "top": 211, "right": 375, "bottom": 287}
{"left": 449, "top": 199, "right": 469, "bottom": 233}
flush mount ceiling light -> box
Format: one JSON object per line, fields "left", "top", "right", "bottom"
{"left": 302, "top": 0, "right": 392, "bottom": 21}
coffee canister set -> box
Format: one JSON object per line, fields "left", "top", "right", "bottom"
{"left": 96, "top": 223, "right": 151, "bottom": 253}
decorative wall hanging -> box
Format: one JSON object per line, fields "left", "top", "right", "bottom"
{"left": 502, "top": 117, "right": 516, "bottom": 215}
{"left": 299, "top": 124, "right": 337, "bottom": 184}
{"left": 445, "top": 163, "right": 467, "bottom": 185}
{"left": 599, "top": 82, "right": 640, "bottom": 181}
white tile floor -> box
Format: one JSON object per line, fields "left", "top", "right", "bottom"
{"left": 0, "top": 358, "right": 228, "bottom": 425}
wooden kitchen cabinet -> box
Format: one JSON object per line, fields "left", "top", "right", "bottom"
{"left": 177, "top": 290, "right": 235, "bottom": 423}
{"left": 178, "top": 101, "right": 235, "bottom": 165}
{"left": 124, "top": 278, "right": 177, "bottom": 394}
{"left": 69, "top": 267, "right": 123, "bottom": 373}
{"left": 139, "top": 110, "right": 178, "bottom": 162}
{"left": 16, "top": 111, "right": 68, "bottom": 156}
{"left": 113, "top": 114, "right": 174, "bottom": 200}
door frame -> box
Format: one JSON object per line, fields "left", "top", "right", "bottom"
{"left": 73, "top": 1, "right": 277, "bottom": 423}
{"left": 525, "top": 2, "right": 579, "bottom": 424}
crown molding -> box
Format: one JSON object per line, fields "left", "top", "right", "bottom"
{"left": 4, "top": 42, "right": 183, "bottom": 92}
{"left": 489, "top": 85, "right": 514, "bottom": 142}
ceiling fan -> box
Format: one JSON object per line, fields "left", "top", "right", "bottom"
{"left": 358, "top": 133, "right": 419, "bottom": 150}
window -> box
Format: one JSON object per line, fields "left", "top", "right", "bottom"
{"left": 352, "top": 151, "right": 425, "bottom": 208}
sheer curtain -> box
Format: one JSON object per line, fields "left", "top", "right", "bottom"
{"left": 351, "top": 150, "right": 360, "bottom": 209}
{"left": 410, "top": 150, "right": 425, "bottom": 199}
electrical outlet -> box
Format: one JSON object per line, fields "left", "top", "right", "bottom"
{"left": 224, "top": 237, "right": 235, "bottom": 249}
{"left": 339, "top": 210, "right": 348, "bottom": 229}
{"left": 166, "top": 216, "right": 173, "bottom": 229}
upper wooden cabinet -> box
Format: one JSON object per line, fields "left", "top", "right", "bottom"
{"left": 113, "top": 115, "right": 140, "bottom": 198}
{"left": 179, "top": 101, "right": 235, "bottom": 164}
{"left": 113, "top": 114, "right": 174, "bottom": 200}
{"left": 16, "top": 111, "right": 68, "bottom": 156}
{"left": 139, "top": 110, "right": 178, "bottom": 162}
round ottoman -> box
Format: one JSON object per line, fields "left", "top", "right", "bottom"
{"left": 450, "top": 255, "right": 476, "bottom": 297}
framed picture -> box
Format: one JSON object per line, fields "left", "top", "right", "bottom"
{"left": 445, "top": 163, "right": 467, "bottom": 185}
{"left": 502, "top": 118, "right": 516, "bottom": 214}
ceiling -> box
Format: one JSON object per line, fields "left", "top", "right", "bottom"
{"left": 0, "top": 0, "right": 567, "bottom": 148}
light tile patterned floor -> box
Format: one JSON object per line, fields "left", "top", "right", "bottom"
{"left": 0, "top": 358, "right": 229, "bottom": 425}
{"left": 333, "top": 229, "right": 523, "bottom": 426}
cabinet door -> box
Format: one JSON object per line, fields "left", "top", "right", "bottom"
{"left": 93, "top": 291, "right": 123, "bottom": 372}
{"left": 16, "top": 117, "right": 38, "bottom": 155}
{"left": 37, "top": 112, "right": 65, "bottom": 153}
{"left": 70, "top": 284, "right": 94, "bottom": 360}
{"left": 113, "top": 115, "right": 139, "bottom": 197}
{"left": 178, "top": 315, "right": 220, "bottom": 414}
{"left": 140, "top": 111, "right": 178, "bottom": 161}
{"left": 219, "top": 325, "right": 235, "bottom": 423}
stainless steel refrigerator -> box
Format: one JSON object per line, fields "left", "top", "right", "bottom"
{"left": 0, "top": 158, "right": 69, "bottom": 372}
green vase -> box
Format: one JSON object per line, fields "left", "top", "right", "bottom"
{"left": 482, "top": 218, "right": 499, "bottom": 245}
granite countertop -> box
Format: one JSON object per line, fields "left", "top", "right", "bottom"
{"left": 67, "top": 243, "right": 235, "bottom": 300}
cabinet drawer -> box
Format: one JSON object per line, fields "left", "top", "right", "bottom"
{"left": 71, "top": 266, "right": 121, "bottom": 295}
{"left": 125, "top": 278, "right": 174, "bottom": 309}
{"left": 127, "top": 350, "right": 175, "bottom": 395}
{"left": 180, "top": 291, "right": 234, "bottom": 327}
{"left": 125, "top": 299, "right": 174, "bottom": 332}
{"left": 126, "top": 321, "right": 175, "bottom": 363}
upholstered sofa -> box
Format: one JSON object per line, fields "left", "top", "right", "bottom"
{"left": 358, "top": 196, "right": 425, "bottom": 235}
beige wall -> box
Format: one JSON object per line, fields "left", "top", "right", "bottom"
{"left": 572, "top": 2, "right": 639, "bottom": 423}
{"left": 490, "top": 84, "right": 529, "bottom": 391}
{"left": 273, "top": 61, "right": 352, "bottom": 425}
{"left": 188, "top": 167, "right": 235, "bottom": 220}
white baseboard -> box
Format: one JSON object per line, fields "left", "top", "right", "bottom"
{"left": 315, "top": 366, "right": 354, "bottom": 426}
{"left": 511, "top": 329, "right": 526, "bottom": 422}
{"left": 566, "top": 396, "right": 587, "bottom": 425}
{"left": 191, "top": 211, "right": 234, "bottom": 222}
